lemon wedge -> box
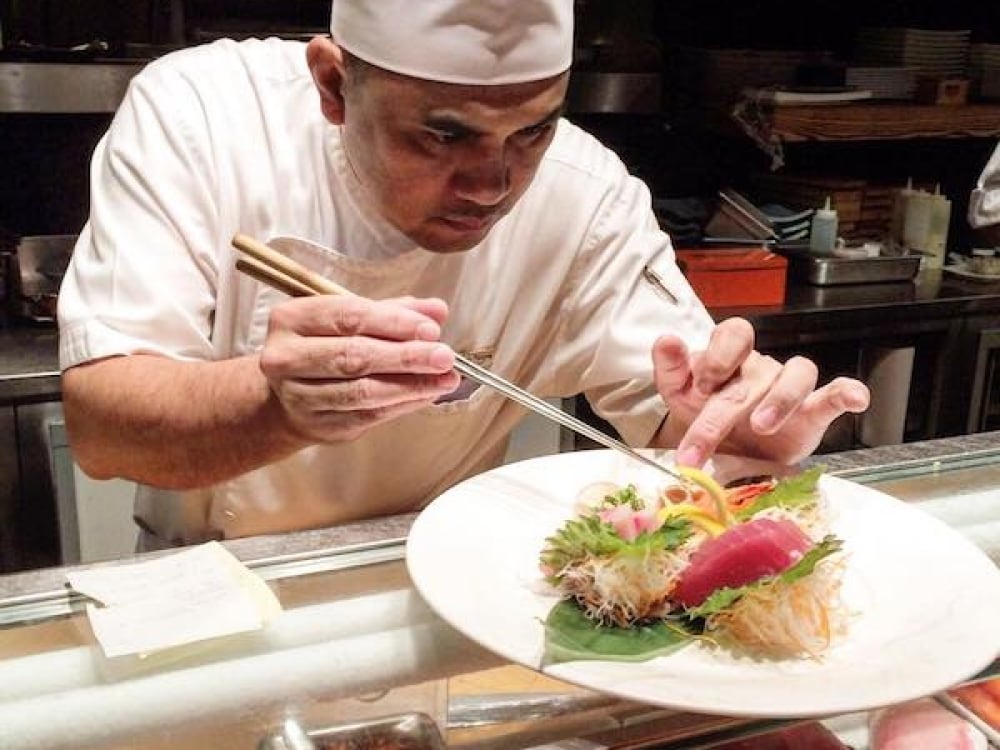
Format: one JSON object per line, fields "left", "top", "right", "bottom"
{"left": 677, "top": 465, "right": 734, "bottom": 528}
{"left": 658, "top": 503, "right": 726, "bottom": 536}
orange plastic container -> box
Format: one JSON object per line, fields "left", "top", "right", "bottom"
{"left": 675, "top": 247, "right": 788, "bottom": 308}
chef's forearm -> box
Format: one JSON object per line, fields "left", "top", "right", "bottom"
{"left": 61, "top": 354, "right": 309, "bottom": 490}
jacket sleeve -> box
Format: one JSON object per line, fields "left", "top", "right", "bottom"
{"left": 549, "top": 154, "right": 714, "bottom": 447}
{"left": 57, "top": 56, "right": 222, "bottom": 370}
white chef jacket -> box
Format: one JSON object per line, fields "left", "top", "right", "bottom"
{"left": 969, "top": 141, "right": 1000, "bottom": 228}
{"left": 58, "top": 37, "right": 714, "bottom": 546}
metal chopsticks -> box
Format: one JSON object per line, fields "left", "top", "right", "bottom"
{"left": 232, "top": 233, "right": 685, "bottom": 484}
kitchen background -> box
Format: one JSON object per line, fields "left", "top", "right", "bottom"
{"left": 0, "top": 0, "right": 998, "bottom": 241}
{"left": 2, "top": 0, "right": 1000, "bottom": 571}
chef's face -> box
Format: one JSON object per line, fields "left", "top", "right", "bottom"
{"left": 313, "top": 41, "right": 568, "bottom": 253}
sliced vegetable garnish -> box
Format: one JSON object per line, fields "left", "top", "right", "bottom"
{"left": 657, "top": 503, "right": 726, "bottom": 537}
{"left": 601, "top": 484, "right": 644, "bottom": 510}
{"left": 723, "top": 480, "right": 776, "bottom": 512}
{"left": 735, "top": 465, "right": 824, "bottom": 520}
{"left": 678, "top": 465, "right": 735, "bottom": 527}
{"left": 539, "top": 514, "right": 692, "bottom": 583}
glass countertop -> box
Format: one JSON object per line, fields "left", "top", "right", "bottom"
{"left": 0, "top": 440, "right": 998, "bottom": 750}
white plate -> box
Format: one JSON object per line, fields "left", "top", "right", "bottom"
{"left": 406, "top": 450, "right": 1000, "bottom": 718}
{"left": 944, "top": 264, "right": 1000, "bottom": 282}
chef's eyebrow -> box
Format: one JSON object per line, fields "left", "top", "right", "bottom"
{"left": 525, "top": 104, "right": 566, "bottom": 130}
{"left": 424, "top": 103, "right": 565, "bottom": 137}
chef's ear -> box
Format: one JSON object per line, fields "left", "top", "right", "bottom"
{"left": 306, "top": 36, "right": 347, "bottom": 124}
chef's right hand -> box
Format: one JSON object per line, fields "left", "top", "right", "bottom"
{"left": 259, "top": 295, "right": 460, "bottom": 443}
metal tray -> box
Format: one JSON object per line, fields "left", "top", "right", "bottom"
{"left": 259, "top": 712, "right": 446, "bottom": 750}
{"left": 785, "top": 253, "right": 921, "bottom": 286}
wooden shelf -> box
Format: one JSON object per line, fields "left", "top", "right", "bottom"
{"left": 765, "top": 103, "right": 1000, "bottom": 142}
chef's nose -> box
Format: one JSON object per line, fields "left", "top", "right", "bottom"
{"left": 453, "top": 146, "right": 511, "bottom": 206}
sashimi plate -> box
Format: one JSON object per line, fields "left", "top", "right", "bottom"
{"left": 406, "top": 450, "right": 1000, "bottom": 718}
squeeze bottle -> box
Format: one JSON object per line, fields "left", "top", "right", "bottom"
{"left": 925, "top": 184, "right": 951, "bottom": 269}
{"left": 890, "top": 177, "right": 916, "bottom": 248}
{"left": 903, "top": 188, "right": 933, "bottom": 255}
{"left": 809, "top": 196, "right": 838, "bottom": 255}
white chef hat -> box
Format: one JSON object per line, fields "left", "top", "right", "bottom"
{"left": 329, "top": 0, "right": 574, "bottom": 85}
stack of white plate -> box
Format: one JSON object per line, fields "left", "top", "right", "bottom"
{"left": 845, "top": 66, "right": 918, "bottom": 100}
{"left": 969, "top": 43, "right": 1000, "bottom": 100}
{"left": 854, "top": 27, "right": 971, "bottom": 78}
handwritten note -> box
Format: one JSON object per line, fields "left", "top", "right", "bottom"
{"left": 67, "top": 541, "right": 282, "bottom": 658}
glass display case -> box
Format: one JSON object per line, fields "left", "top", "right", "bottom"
{"left": 0, "top": 434, "right": 997, "bottom": 750}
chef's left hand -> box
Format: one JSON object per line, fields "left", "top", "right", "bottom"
{"left": 652, "top": 317, "right": 870, "bottom": 467}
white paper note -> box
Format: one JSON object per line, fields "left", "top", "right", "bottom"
{"left": 67, "top": 541, "right": 282, "bottom": 658}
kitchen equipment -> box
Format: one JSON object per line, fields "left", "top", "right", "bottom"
{"left": 925, "top": 186, "right": 952, "bottom": 269}
{"left": 675, "top": 247, "right": 788, "bottom": 307}
{"left": 808, "top": 197, "right": 839, "bottom": 255}
{"left": 567, "top": 72, "right": 662, "bottom": 114}
{"left": 10, "top": 235, "right": 76, "bottom": 323}
{"left": 259, "top": 712, "right": 446, "bottom": 750}
{"left": 0, "top": 62, "right": 143, "bottom": 114}
{"left": 0, "top": 251, "right": 12, "bottom": 305}
{"left": 781, "top": 247, "right": 921, "bottom": 286}
{"left": 231, "top": 234, "right": 687, "bottom": 485}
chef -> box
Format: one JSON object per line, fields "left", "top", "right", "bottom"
{"left": 969, "top": 141, "right": 1000, "bottom": 246}
{"left": 57, "top": 0, "right": 870, "bottom": 549}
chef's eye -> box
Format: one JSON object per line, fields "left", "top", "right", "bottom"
{"left": 425, "top": 127, "right": 470, "bottom": 146}
{"left": 516, "top": 122, "right": 555, "bottom": 146}
{"left": 522, "top": 123, "right": 552, "bottom": 138}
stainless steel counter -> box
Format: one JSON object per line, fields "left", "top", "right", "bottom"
{"left": 0, "top": 325, "right": 60, "bottom": 402}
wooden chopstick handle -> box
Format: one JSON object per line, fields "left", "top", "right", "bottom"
{"left": 235, "top": 257, "right": 317, "bottom": 298}
{"left": 232, "top": 233, "right": 353, "bottom": 297}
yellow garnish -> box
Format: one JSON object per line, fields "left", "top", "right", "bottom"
{"left": 657, "top": 503, "right": 726, "bottom": 536}
{"left": 677, "top": 466, "right": 735, "bottom": 528}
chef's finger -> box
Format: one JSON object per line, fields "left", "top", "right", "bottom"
{"left": 651, "top": 334, "right": 694, "bottom": 398}
{"left": 768, "top": 376, "right": 871, "bottom": 434}
{"left": 382, "top": 296, "right": 450, "bottom": 329}
{"left": 285, "top": 392, "right": 456, "bottom": 443}
{"left": 692, "top": 317, "right": 755, "bottom": 396}
{"left": 673, "top": 377, "right": 756, "bottom": 468}
{"left": 674, "top": 353, "right": 780, "bottom": 467}
{"left": 271, "top": 296, "right": 448, "bottom": 342}
{"left": 277, "top": 371, "right": 463, "bottom": 414}
{"left": 747, "top": 355, "right": 819, "bottom": 433}
{"left": 261, "top": 336, "right": 456, "bottom": 380}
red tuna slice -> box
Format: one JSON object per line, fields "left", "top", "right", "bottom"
{"left": 673, "top": 518, "right": 812, "bottom": 609}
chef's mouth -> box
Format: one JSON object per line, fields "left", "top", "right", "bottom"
{"left": 438, "top": 213, "right": 498, "bottom": 231}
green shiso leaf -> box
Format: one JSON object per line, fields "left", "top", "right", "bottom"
{"left": 686, "top": 534, "right": 844, "bottom": 619}
{"left": 539, "top": 515, "right": 692, "bottom": 583}
{"left": 543, "top": 599, "right": 696, "bottom": 665}
{"left": 602, "top": 484, "right": 644, "bottom": 510}
{"left": 735, "top": 465, "right": 825, "bottom": 520}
